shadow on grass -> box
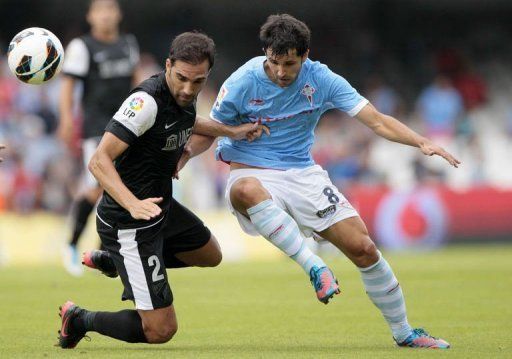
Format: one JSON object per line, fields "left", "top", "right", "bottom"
{"left": 79, "top": 342, "right": 391, "bottom": 353}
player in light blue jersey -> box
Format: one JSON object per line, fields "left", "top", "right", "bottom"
{"left": 192, "top": 14, "right": 458, "bottom": 349}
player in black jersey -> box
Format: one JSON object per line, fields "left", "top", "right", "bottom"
{"left": 58, "top": 0, "right": 140, "bottom": 276}
{"left": 57, "top": 32, "right": 266, "bottom": 348}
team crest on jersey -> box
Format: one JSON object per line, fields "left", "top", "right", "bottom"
{"left": 215, "top": 85, "right": 228, "bottom": 109}
{"left": 301, "top": 84, "right": 316, "bottom": 107}
{"left": 129, "top": 97, "right": 144, "bottom": 111}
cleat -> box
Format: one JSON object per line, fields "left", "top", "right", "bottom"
{"left": 309, "top": 265, "right": 341, "bottom": 304}
{"left": 82, "top": 250, "right": 118, "bottom": 278}
{"left": 57, "top": 301, "right": 87, "bottom": 349}
{"left": 396, "top": 328, "right": 450, "bottom": 349}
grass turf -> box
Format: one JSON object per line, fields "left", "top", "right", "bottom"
{"left": 0, "top": 245, "right": 511, "bottom": 358}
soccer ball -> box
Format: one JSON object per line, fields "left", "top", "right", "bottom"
{"left": 7, "top": 27, "right": 64, "bottom": 85}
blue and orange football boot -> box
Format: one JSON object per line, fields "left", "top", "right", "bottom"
{"left": 57, "top": 301, "right": 87, "bottom": 349}
{"left": 82, "top": 250, "right": 118, "bottom": 278}
{"left": 309, "top": 265, "right": 341, "bottom": 304}
{"left": 396, "top": 328, "right": 450, "bottom": 349}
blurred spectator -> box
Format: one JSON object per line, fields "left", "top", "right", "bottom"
{"left": 453, "top": 61, "right": 487, "bottom": 111}
{"left": 8, "top": 152, "right": 40, "bottom": 213}
{"left": 365, "top": 75, "right": 403, "bottom": 118}
{"left": 416, "top": 75, "right": 464, "bottom": 138}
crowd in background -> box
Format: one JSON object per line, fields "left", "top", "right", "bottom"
{"left": 0, "top": 42, "right": 511, "bottom": 214}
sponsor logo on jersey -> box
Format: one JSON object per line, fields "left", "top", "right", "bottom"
{"left": 249, "top": 98, "right": 265, "bottom": 106}
{"left": 129, "top": 97, "right": 144, "bottom": 111}
{"left": 316, "top": 204, "right": 336, "bottom": 218}
{"left": 301, "top": 83, "right": 316, "bottom": 107}
{"left": 162, "top": 128, "right": 193, "bottom": 151}
{"left": 214, "top": 85, "right": 228, "bottom": 109}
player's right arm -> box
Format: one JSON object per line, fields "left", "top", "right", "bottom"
{"left": 89, "top": 91, "right": 162, "bottom": 221}
{"left": 0, "top": 144, "right": 5, "bottom": 163}
{"left": 89, "top": 133, "right": 162, "bottom": 221}
{"left": 58, "top": 75, "right": 76, "bottom": 144}
{"left": 58, "top": 38, "right": 89, "bottom": 144}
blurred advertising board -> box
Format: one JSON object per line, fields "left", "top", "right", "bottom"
{"left": 349, "top": 186, "right": 512, "bottom": 249}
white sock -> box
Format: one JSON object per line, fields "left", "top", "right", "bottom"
{"left": 359, "top": 252, "right": 413, "bottom": 342}
{"left": 247, "top": 199, "right": 325, "bottom": 274}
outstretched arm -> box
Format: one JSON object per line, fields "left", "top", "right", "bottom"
{"left": 355, "top": 103, "right": 460, "bottom": 167}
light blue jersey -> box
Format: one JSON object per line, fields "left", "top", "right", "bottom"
{"left": 210, "top": 56, "right": 368, "bottom": 170}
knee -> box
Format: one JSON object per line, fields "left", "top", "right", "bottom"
{"left": 144, "top": 323, "right": 178, "bottom": 344}
{"left": 208, "top": 249, "right": 222, "bottom": 267}
{"left": 350, "top": 237, "right": 379, "bottom": 268}
{"left": 201, "top": 247, "right": 222, "bottom": 267}
{"left": 230, "top": 178, "right": 268, "bottom": 210}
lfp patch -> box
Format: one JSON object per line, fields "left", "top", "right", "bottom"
{"left": 129, "top": 97, "right": 144, "bottom": 111}
{"left": 215, "top": 85, "right": 228, "bottom": 109}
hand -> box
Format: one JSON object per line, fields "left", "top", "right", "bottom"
{"left": 128, "top": 197, "right": 163, "bottom": 220}
{"left": 419, "top": 140, "right": 461, "bottom": 168}
{"left": 0, "top": 144, "right": 5, "bottom": 163}
{"left": 173, "top": 148, "right": 191, "bottom": 180}
{"left": 230, "top": 122, "right": 270, "bottom": 141}
{"left": 246, "top": 122, "right": 271, "bottom": 142}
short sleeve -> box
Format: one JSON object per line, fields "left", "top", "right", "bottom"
{"left": 322, "top": 66, "right": 368, "bottom": 117}
{"left": 62, "top": 38, "right": 90, "bottom": 78}
{"left": 209, "top": 83, "right": 239, "bottom": 125}
{"left": 108, "top": 91, "right": 158, "bottom": 144}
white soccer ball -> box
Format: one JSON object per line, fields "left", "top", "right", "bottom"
{"left": 7, "top": 27, "right": 64, "bottom": 85}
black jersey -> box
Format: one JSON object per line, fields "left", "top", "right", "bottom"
{"left": 96, "top": 72, "right": 196, "bottom": 228}
{"left": 62, "top": 33, "right": 139, "bottom": 139}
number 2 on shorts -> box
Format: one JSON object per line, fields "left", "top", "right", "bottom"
{"left": 148, "top": 255, "right": 165, "bottom": 282}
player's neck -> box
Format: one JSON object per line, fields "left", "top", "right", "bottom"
{"left": 91, "top": 28, "right": 119, "bottom": 43}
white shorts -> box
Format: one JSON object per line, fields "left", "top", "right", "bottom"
{"left": 225, "top": 165, "right": 359, "bottom": 238}
{"left": 81, "top": 137, "right": 101, "bottom": 190}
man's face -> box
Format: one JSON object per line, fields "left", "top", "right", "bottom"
{"left": 165, "top": 59, "right": 210, "bottom": 107}
{"left": 264, "top": 48, "right": 308, "bottom": 87}
{"left": 87, "top": 0, "right": 122, "bottom": 34}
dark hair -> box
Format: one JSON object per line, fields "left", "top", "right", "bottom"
{"left": 259, "top": 14, "right": 311, "bottom": 57}
{"left": 169, "top": 31, "right": 216, "bottom": 69}
{"left": 89, "top": 0, "right": 119, "bottom": 10}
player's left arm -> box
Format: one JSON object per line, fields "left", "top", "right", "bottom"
{"left": 173, "top": 134, "right": 215, "bottom": 179}
{"left": 193, "top": 115, "right": 269, "bottom": 141}
{"left": 355, "top": 103, "right": 461, "bottom": 167}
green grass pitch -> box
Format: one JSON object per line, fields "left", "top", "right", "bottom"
{"left": 0, "top": 245, "right": 511, "bottom": 358}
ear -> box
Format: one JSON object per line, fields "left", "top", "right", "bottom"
{"left": 165, "top": 58, "right": 172, "bottom": 71}
{"left": 301, "top": 49, "right": 310, "bottom": 63}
